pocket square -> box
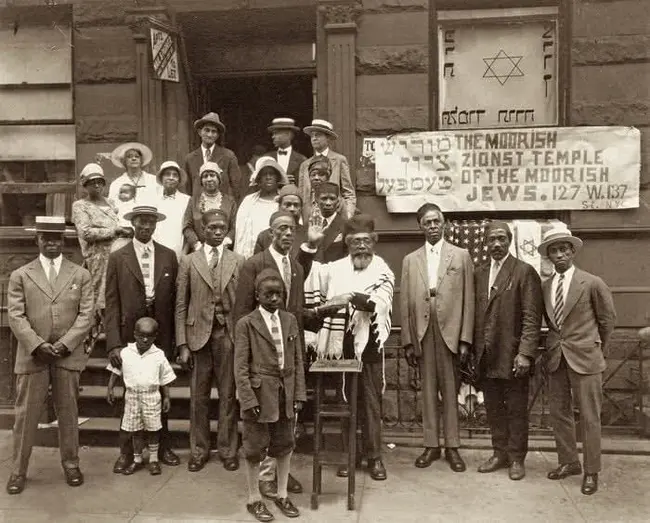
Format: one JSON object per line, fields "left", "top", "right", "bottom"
{"left": 164, "top": 273, "right": 170, "bottom": 277}
{"left": 70, "top": 283, "right": 79, "bottom": 290}
{"left": 333, "top": 233, "right": 343, "bottom": 242}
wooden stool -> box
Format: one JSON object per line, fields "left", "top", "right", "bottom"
{"left": 310, "top": 360, "right": 362, "bottom": 511}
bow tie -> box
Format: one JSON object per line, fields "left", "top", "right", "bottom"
{"left": 278, "top": 150, "right": 288, "bottom": 156}
{"left": 162, "top": 194, "right": 176, "bottom": 200}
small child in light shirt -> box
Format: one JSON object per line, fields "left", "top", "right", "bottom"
{"left": 106, "top": 317, "right": 176, "bottom": 476}
{"left": 114, "top": 183, "right": 137, "bottom": 228}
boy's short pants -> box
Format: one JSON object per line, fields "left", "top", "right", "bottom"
{"left": 242, "top": 416, "right": 295, "bottom": 463}
{"left": 121, "top": 386, "right": 162, "bottom": 432}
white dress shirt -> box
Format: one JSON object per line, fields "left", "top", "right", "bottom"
{"left": 317, "top": 147, "right": 330, "bottom": 158}
{"left": 277, "top": 145, "right": 292, "bottom": 173}
{"left": 269, "top": 245, "right": 292, "bottom": 286}
{"left": 153, "top": 189, "right": 190, "bottom": 259}
{"left": 551, "top": 265, "right": 575, "bottom": 309}
{"left": 488, "top": 253, "right": 509, "bottom": 294}
{"left": 133, "top": 237, "right": 155, "bottom": 299}
{"left": 202, "top": 144, "right": 214, "bottom": 163}
{"left": 107, "top": 343, "right": 176, "bottom": 389}
{"left": 203, "top": 242, "right": 224, "bottom": 266}
{"left": 322, "top": 212, "right": 337, "bottom": 229}
{"left": 39, "top": 254, "right": 62, "bottom": 278}
{"left": 259, "top": 306, "right": 284, "bottom": 369}
{"left": 425, "top": 239, "right": 443, "bottom": 288}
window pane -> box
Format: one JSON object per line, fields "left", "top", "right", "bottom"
{"left": 0, "top": 125, "right": 75, "bottom": 160}
{"left": 0, "top": 89, "right": 72, "bottom": 121}
{"left": 0, "top": 194, "right": 47, "bottom": 226}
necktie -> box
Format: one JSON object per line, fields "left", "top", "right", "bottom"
{"left": 270, "top": 313, "right": 284, "bottom": 369}
{"left": 322, "top": 218, "right": 328, "bottom": 228}
{"left": 48, "top": 259, "right": 57, "bottom": 288}
{"left": 488, "top": 260, "right": 500, "bottom": 297}
{"left": 281, "top": 256, "right": 292, "bottom": 301}
{"left": 278, "top": 149, "right": 288, "bottom": 156}
{"left": 554, "top": 273, "right": 565, "bottom": 328}
{"left": 204, "top": 148, "right": 211, "bottom": 163}
{"left": 141, "top": 246, "right": 151, "bottom": 290}
{"left": 210, "top": 246, "right": 220, "bottom": 269}
{"left": 162, "top": 193, "right": 175, "bottom": 200}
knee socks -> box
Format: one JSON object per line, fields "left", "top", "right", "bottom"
{"left": 245, "top": 459, "right": 262, "bottom": 504}
{"left": 275, "top": 451, "right": 293, "bottom": 499}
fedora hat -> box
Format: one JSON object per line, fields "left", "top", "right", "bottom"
{"left": 123, "top": 204, "right": 166, "bottom": 222}
{"left": 304, "top": 119, "right": 338, "bottom": 139}
{"left": 111, "top": 142, "right": 153, "bottom": 169}
{"left": 537, "top": 226, "right": 583, "bottom": 257}
{"left": 79, "top": 163, "right": 105, "bottom": 186}
{"left": 268, "top": 117, "right": 300, "bottom": 133}
{"left": 194, "top": 112, "right": 226, "bottom": 134}
{"left": 250, "top": 157, "right": 289, "bottom": 187}
{"left": 156, "top": 160, "right": 187, "bottom": 186}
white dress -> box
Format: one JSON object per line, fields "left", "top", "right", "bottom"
{"left": 234, "top": 192, "right": 279, "bottom": 259}
{"left": 153, "top": 190, "right": 191, "bottom": 258}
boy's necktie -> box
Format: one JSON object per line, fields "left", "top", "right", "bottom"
{"left": 270, "top": 314, "right": 284, "bottom": 370}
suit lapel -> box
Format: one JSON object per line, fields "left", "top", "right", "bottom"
{"left": 320, "top": 215, "right": 342, "bottom": 251}
{"left": 153, "top": 242, "right": 165, "bottom": 289}
{"left": 288, "top": 152, "right": 300, "bottom": 175}
{"left": 51, "top": 258, "right": 78, "bottom": 301}
{"left": 486, "top": 255, "right": 516, "bottom": 307}
{"left": 414, "top": 246, "right": 428, "bottom": 288}
{"left": 25, "top": 259, "right": 53, "bottom": 298}
{"left": 542, "top": 279, "right": 557, "bottom": 328}
{"left": 191, "top": 250, "right": 214, "bottom": 290}
{"left": 563, "top": 269, "right": 585, "bottom": 320}
{"left": 123, "top": 243, "right": 144, "bottom": 287}
{"left": 220, "top": 249, "right": 237, "bottom": 294}
{"left": 250, "top": 309, "right": 276, "bottom": 347}
{"left": 437, "top": 241, "right": 453, "bottom": 287}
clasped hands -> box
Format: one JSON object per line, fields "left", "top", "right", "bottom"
{"left": 34, "top": 341, "right": 68, "bottom": 363}
{"left": 245, "top": 401, "right": 303, "bottom": 421}
{"left": 403, "top": 342, "right": 471, "bottom": 368}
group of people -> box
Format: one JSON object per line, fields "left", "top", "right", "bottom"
{"left": 5, "top": 110, "right": 616, "bottom": 522}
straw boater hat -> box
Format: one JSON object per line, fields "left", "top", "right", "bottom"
{"left": 537, "top": 226, "right": 583, "bottom": 257}
{"left": 250, "top": 157, "right": 289, "bottom": 186}
{"left": 156, "top": 160, "right": 187, "bottom": 186}
{"left": 268, "top": 117, "right": 300, "bottom": 133}
{"left": 303, "top": 119, "right": 338, "bottom": 139}
{"left": 30, "top": 216, "right": 67, "bottom": 234}
{"left": 193, "top": 112, "right": 226, "bottom": 134}
{"left": 123, "top": 204, "right": 166, "bottom": 222}
{"left": 79, "top": 163, "right": 105, "bottom": 186}
{"left": 110, "top": 142, "right": 153, "bottom": 169}
{"left": 199, "top": 161, "right": 223, "bottom": 179}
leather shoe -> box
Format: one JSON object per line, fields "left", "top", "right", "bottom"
{"left": 223, "top": 457, "right": 239, "bottom": 471}
{"left": 274, "top": 497, "right": 300, "bottom": 518}
{"left": 149, "top": 462, "right": 162, "bottom": 476}
{"left": 188, "top": 456, "right": 208, "bottom": 472}
{"left": 259, "top": 479, "right": 278, "bottom": 499}
{"left": 415, "top": 447, "right": 441, "bottom": 468}
{"left": 122, "top": 461, "right": 144, "bottom": 475}
{"left": 445, "top": 448, "right": 466, "bottom": 472}
{"left": 247, "top": 500, "right": 274, "bottom": 522}
{"left": 547, "top": 462, "right": 582, "bottom": 480}
{"left": 287, "top": 473, "right": 303, "bottom": 494}
{"left": 159, "top": 448, "right": 180, "bottom": 466}
{"left": 368, "top": 458, "right": 387, "bottom": 481}
{"left": 64, "top": 468, "right": 84, "bottom": 487}
{"left": 113, "top": 454, "right": 132, "bottom": 474}
{"left": 6, "top": 474, "right": 25, "bottom": 495}
{"left": 336, "top": 465, "right": 349, "bottom": 478}
{"left": 477, "top": 454, "right": 509, "bottom": 473}
{"left": 581, "top": 473, "right": 598, "bottom": 495}
{"left": 509, "top": 461, "right": 526, "bottom": 481}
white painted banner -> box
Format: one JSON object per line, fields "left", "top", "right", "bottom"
{"left": 371, "top": 127, "right": 640, "bottom": 213}
{"left": 150, "top": 27, "right": 179, "bottom": 83}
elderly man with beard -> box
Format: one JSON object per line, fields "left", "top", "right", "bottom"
{"left": 303, "top": 214, "right": 394, "bottom": 481}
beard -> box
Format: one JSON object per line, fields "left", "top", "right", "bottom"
{"left": 351, "top": 252, "right": 373, "bottom": 270}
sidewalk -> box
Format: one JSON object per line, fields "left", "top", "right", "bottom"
{"left": 0, "top": 432, "right": 648, "bottom": 522}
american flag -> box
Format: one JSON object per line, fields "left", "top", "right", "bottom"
{"left": 445, "top": 220, "right": 491, "bottom": 266}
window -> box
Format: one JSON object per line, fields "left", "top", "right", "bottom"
{"left": 0, "top": 6, "right": 75, "bottom": 227}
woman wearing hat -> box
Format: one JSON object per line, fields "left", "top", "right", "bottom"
{"left": 234, "top": 157, "right": 289, "bottom": 259}
{"left": 72, "top": 163, "right": 133, "bottom": 343}
{"left": 107, "top": 142, "right": 159, "bottom": 206}
{"left": 182, "top": 162, "right": 237, "bottom": 252}
{"left": 153, "top": 161, "right": 191, "bottom": 259}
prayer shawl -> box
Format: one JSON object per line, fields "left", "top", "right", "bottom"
{"left": 304, "top": 255, "right": 394, "bottom": 361}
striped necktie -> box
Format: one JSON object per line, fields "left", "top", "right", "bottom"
{"left": 270, "top": 313, "right": 284, "bottom": 369}
{"left": 554, "top": 273, "right": 565, "bottom": 328}
{"left": 281, "top": 256, "right": 292, "bottom": 303}
{"left": 141, "top": 246, "right": 151, "bottom": 292}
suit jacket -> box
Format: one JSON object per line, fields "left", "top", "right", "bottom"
{"left": 542, "top": 268, "right": 616, "bottom": 375}
{"left": 400, "top": 240, "right": 474, "bottom": 355}
{"left": 182, "top": 192, "right": 237, "bottom": 249}
{"left": 105, "top": 241, "right": 178, "bottom": 354}
{"left": 473, "top": 255, "right": 543, "bottom": 380}
{"left": 265, "top": 149, "right": 307, "bottom": 185}
{"left": 184, "top": 145, "right": 242, "bottom": 202}
{"left": 8, "top": 258, "right": 93, "bottom": 374}
{"left": 234, "top": 309, "right": 306, "bottom": 422}
{"left": 298, "top": 151, "right": 356, "bottom": 222}
{"left": 314, "top": 213, "right": 347, "bottom": 263}
{"left": 175, "top": 248, "right": 245, "bottom": 349}
{"left": 254, "top": 223, "right": 307, "bottom": 258}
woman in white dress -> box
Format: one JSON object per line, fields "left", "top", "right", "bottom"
{"left": 152, "top": 161, "right": 190, "bottom": 259}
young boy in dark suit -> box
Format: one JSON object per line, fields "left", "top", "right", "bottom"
{"left": 235, "top": 269, "right": 306, "bottom": 522}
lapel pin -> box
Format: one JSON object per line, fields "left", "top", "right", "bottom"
{"left": 71, "top": 283, "right": 78, "bottom": 290}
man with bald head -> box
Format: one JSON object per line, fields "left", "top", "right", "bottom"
{"left": 473, "top": 221, "right": 543, "bottom": 480}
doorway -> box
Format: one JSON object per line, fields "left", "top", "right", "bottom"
{"left": 208, "top": 75, "right": 314, "bottom": 166}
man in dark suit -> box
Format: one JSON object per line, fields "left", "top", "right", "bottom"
{"left": 254, "top": 184, "right": 306, "bottom": 257}
{"left": 264, "top": 118, "right": 307, "bottom": 185}
{"left": 539, "top": 227, "right": 616, "bottom": 496}
{"left": 176, "top": 209, "right": 245, "bottom": 472}
{"left": 105, "top": 204, "right": 181, "bottom": 471}
{"left": 184, "top": 112, "right": 242, "bottom": 201}
{"left": 473, "top": 221, "right": 542, "bottom": 481}
{"left": 310, "top": 181, "right": 347, "bottom": 263}
{"left": 6, "top": 216, "right": 93, "bottom": 494}
{"left": 235, "top": 210, "right": 308, "bottom": 498}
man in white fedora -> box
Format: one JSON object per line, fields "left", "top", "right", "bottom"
{"left": 107, "top": 142, "right": 158, "bottom": 204}
{"left": 184, "top": 112, "right": 242, "bottom": 201}
{"left": 298, "top": 119, "right": 356, "bottom": 221}
{"left": 538, "top": 226, "right": 616, "bottom": 496}
{"left": 7, "top": 216, "right": 93, "bottom": 494}
{"left": 264, "top": 118, "right": 307, "bottom": 184}
{"left": 153, "top": 161, "right": 190, "bottom": 259}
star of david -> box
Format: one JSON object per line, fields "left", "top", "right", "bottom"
{"left": 519, "top": 238, "right": 538, "bottom": 257}
{"left": 483, "top": 50, "right": 524, "bottom": 86}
